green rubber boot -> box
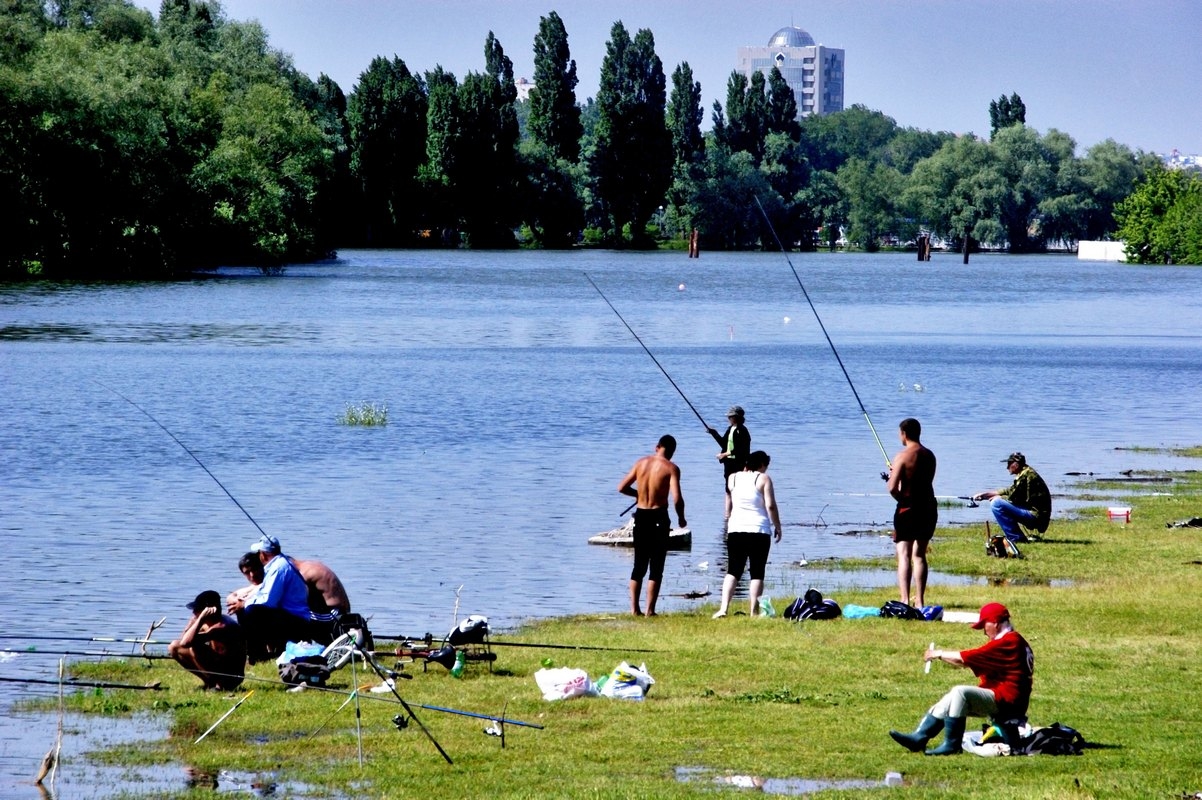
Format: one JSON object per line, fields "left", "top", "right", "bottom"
{"left": 925, "top": 716, "right": 966, "bottom": 756}
{"left": 889, "top": 714, "right": 942, "bottom": 753}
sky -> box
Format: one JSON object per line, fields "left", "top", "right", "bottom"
{"left": 145, "top": 0, "right": 1202, "bottom": 155}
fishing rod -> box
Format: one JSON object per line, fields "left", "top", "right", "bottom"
{"left": 583, "top": 273, "right": 710, "bottom": 429}
{"left": 0, "top": 676, "right": 163, "bottom": 690}
{"left": 2, "top": 648, "right": 172, "bottom": 660}
{"left": 0, "top": 634, "right": 170, "bottom": 646}
{"left": 753, "top": 196, "right": 892, "bottom": 470}
{"left": 374, "top": 635, "right": 656, "bottom": 654}
{"left": 96, "top": 381, "right": 270, "bottom": 538}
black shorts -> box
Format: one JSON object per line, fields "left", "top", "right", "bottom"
{"left": 725, "top": 531, "right": 771, "bottom": 581}
{"left": 893, "top": 503, "right": 937, "bottom": 543}
{"left": 631, "top": 507, "right": 670, "bottom": 582}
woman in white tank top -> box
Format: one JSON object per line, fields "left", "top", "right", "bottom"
{"left": 712, "top": 451, "right": 782, "bottom": 618}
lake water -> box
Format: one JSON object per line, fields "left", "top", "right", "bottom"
{"left": 2, "top": 249, "right": 1201, "bottom": 793}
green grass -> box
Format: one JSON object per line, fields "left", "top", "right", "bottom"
{"left": 29, "top": 462, "right": 1202, "bottom": 798}
{"left": 337, "top": 401, "right": 389, "bottom": 427}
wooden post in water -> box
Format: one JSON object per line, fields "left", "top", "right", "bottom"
{"left": 962, "top": 233, "right": 971, "bottom": 264}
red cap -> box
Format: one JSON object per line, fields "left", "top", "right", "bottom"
{"left": 971, "top": 602, "right": 1009, "bottom": 629}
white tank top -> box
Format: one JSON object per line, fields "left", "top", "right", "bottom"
{"left": 727, "top": 471, "right": 771, "bottom": 534}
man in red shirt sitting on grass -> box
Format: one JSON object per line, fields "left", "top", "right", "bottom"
{"left": 889, "top": 602, "right": 1034, "bottom": 755}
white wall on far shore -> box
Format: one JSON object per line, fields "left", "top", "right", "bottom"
{"left": 1078, "top": 240, "right": 1127, "bottom": 261}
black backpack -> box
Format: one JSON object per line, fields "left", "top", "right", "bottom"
{"left": 784, "top": 589, "right": 842, "bottom": 621}
{"left": 1017, "top": 723, "right": 1086, "bottom": 756}
{"left": 880, "top": 600, "right": 925, "bottom": 620}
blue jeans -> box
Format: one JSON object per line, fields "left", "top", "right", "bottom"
{"left": 990, "top": 497, "right": 1036, "bottom": 542}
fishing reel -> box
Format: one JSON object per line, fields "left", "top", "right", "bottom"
{"left": 392, "top": 713, "right": 409, "bottom": 731}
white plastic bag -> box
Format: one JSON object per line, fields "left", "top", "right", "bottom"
{"left": 534, "top": 667, "right": 596, "bottom": 701}
{"left": 597, "top": 661, "right": 655, "bottom": 700}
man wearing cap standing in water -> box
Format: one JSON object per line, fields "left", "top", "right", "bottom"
{"left": 169, "top": 589, "right": 246, "bottom": 690}
{"left": 618, "top": 434, "right": 687, "bottom": 617}
{"left": 973, "top": 452, "right": 1052, "bottom": 543}
{"left": 889, "top": 602, "right": 1034, "bottom": 755}
{"left": 706, "top": 405, "right": 750, "bottom": 521}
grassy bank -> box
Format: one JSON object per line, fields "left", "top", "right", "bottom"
{"left": 43, "top": 462, "right": 1202, "bottom": 798}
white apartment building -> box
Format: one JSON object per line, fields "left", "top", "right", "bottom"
{"left": 737, "top": 26, "right": 844, "bottom": 118}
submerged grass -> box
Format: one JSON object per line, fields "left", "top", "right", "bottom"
{"left": 30, "top": 460, "right": 1202, "bottom": 798}
{"left": 338, "top": 402, "right": 389, "bottom": 426}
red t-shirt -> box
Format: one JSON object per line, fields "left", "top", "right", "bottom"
{"left": 960, "top": 629, "right": 1034, "bottom": 716}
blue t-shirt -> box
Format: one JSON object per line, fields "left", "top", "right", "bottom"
{"left": 248, "top": 554, "right": 311, "bottom": 619}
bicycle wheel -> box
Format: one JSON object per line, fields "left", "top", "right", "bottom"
{"left": 323, "top": 632, "right": 358, "bottom": 671}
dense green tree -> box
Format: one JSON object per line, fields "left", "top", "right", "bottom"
{"left": 837, "top": 158, "right": 906, "bottom": 250}
{"left": 801, "top": 104, "right": 898, "bottom": 173}
{"left": 663, "top": 61, "right": 703, "bottom": 237}
{"left": 794, "top": 169, "right": 845, "bottom": 251}
{"left": 1115, "top": 166, "right": 1202, "bottom": 264}
{"left": 989, "top": 92, "right": 1026, "bottom": 139}
{"left": 588, "top": 22, "right": 671, "bottom": 246}
{"left": 689, "top": 146, "right": 772, "bottom": 250}
{"left": 194, "top": 80, "right": 330, "bottom": 262}
{"left": 528, "top": 11, "right": 580, "bottom": 163}
{"left": 905, "top": 135, "right": 1006, "bottom": 261}
{"left": 346, "top": 56, "right": 428, "bottom": 245}
{"left": 765, "top": 66, "right": 799, "bottom": 140}
{"left": 991, "top": 124, "right": 1058, "bottom": 251}
{"left": 667, "top": 61, "right": 704, "bottom": 172}
{"left": 883, "top": 127, "right": 953, "bottom": 174}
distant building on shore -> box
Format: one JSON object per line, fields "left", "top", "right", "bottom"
{"left": 737, "top": 26, "right": 844, "bottom": 118}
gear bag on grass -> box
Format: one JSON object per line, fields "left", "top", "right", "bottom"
{"left": 784, "top": 588, "right": 841, "bottom": 621}
{"left": 1017, "top": 723, "right": 1086, "bottom": 756}
{"left": 879, "top": 600, "right": 925, "bottom": 620}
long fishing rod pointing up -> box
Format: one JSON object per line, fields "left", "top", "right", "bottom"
{"left": 96, "top": 381, "right": 270, "bottom": 538}
{"left": 584, "top": 273, "right": 710, "bottom": 429}
{"left": 754, "top": 196, "right": 892, "bottom": 470}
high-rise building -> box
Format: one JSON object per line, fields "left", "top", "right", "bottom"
{"left": 737, "top": 26, "right": 844, "bottom": 118}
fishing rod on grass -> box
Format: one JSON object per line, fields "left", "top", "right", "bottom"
{"left": 96, "top": 381, "right": 272, "bottom": 538}
{"left": 0, "top": 633, "right": 171, "bottom": 646}
{"left": 753, "top": 196, "right": 893, "bottom": 472}
{"left": 374, "top": 634, "right": 656, "bottom": 654}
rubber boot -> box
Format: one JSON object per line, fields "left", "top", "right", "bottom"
{"left": 889, "top": 714, "right": 942, "bottom": 753}
{"left": 925, "top": 716, "right": 966, "bottom": 756}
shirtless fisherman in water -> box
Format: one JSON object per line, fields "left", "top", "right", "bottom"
{"left": 618, "top": 434, "right": 687, "bottom": 617}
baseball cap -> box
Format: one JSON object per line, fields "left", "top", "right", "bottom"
{"left": 186, "top": 589, "right": 222, "bottom": 612}
{"left": 971, "top": 602, "right": 1010, "bottom": 629}
{"left": 727, "top": 405, "right": 745, "bottom": 418}
{"left": 1003, "top": 452, "right": 1026, "bottom": 465}
{"left": 249, "top": 534, "right": 281, "bottom": 554}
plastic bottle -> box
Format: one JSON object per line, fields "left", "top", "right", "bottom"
{"left": 450, "top": 649, "right": 465, "bottom": 678}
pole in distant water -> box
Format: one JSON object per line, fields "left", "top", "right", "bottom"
{"left": 583, "top": 273, "right": 711, "bottom": 430}
{"left": 753, "top": 196, "right": 892, "bottom": 470}
{"left": 96, "top": 381, "right": 271, "bottom": 538}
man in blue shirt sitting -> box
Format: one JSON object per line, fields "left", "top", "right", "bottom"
{"left": 227, "top": 534, "right": 328, "bottom": 662}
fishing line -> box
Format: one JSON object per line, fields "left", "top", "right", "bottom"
{"left": 753, "top": 196, "right": 892, "bottom": 469}
{"left": 583, "top": 273, "right": 710, "bottom": 429}
{"left": 95, "top": 381, "right": 270, "bottom": 538}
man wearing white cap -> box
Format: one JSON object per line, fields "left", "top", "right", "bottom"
{"left": 889, "top": 602, "right": 1034, "bottom": 755}
{"left": 227, "top": 534, "right": 323, "bottom": 662}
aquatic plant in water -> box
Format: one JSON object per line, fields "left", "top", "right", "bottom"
{"left": 338, "top": 402, "right": 388, "bottom": 426}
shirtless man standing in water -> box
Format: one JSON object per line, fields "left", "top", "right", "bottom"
{"left": 887, "top": 418, "right": 938, "bottom": 608}
{"left": 618, "top": 434, "right": 687, "bottom": 616}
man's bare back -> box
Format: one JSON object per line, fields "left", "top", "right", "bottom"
{"left": 290, "top": 557, "right": 352, "bottom": 614}
{"left": 624, "top": 453, "right": 679, "bottom": 510}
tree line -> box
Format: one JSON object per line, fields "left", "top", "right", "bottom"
{"left": 2, "top": 0, "right": 1195, "bottom": 279}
